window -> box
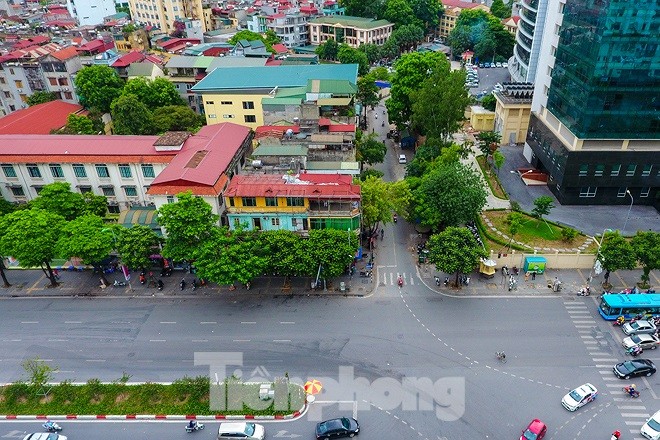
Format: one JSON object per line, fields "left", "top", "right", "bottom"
{"left": 220, "top": 101, "right": 233, "bottom": 105}
{"left": 641, "top": 164, "right": 652, "bottom": 177}
{"left": 118, "top": 164, "right": 132, "bottom": 178}
{"left": 244, "top": 115, "right": 256, "bottom": 123}
{"left": 141, "top": 164, "right": 155, "bottom": 178}
{"left": 617, "top": 187, "right": 628, "bottom": 197}
{"left": 33, "top": 186, "right": 43, "bottom": 195}
{"left": 10, "top": 186, "right": 24, "bottom": 197}
{"left": 611, "top": 164, "right": 620, "bottom": 176}
{"left": 79, "top": 186, "right": 92, "bottom": 193}
{"left": 229, "top": 197, "right": 235, "bottom": 207}
{"left": 1, "top": 164, "right": 16, "bottom": 178}
{"left": 205, "top": 101, "right": 214, "bottom": 105}
{"left": 271, "top": 218, "right": 280, "bottom": 226}
{"left": 626, "top": 164, "right": 637, "bottom": 176}
{"left": 27, "top": 164, "right": 41, "bottom": 178}
{"left": 579, "top": 187, "right": 597, "bottom": 198}
{"left": 64, "top": 92, "right": 73, "bottom": 100}
{"left": 594, "top": 164, "right": 604, "bottom": 176}
{"left": 223, "top": 114, "right": 234, "bottom": 119}
{"left": 286, "top": 197, "right": 304, "bottom": 207}
{"left": 72, "top": 164, "right": 87, "bottom": 178}
{"left": 124, "top": 186, "right": 138, "bottom": 197}
{"left": 48, "top": 77, "right": 57, "bottom": 86}
{"left": 241, "top": 197, "right": 256, "bottom": 207}
{"left": 265, "top": 197, "right": 278, "bottom": 206}
{"left": 49, "top": 164, "right": 64, "bottom": 178}
{"left": 95, "top": 164, "right": 110, "bottom": 178}
{"left": 242, "top": 101, "right": 255, "bottom": 109}
{"left": 640, "top": 187, "right": 650, "bottom": 198}
{"left": 101, "top": 186, "right": 115, "bottom": 197}
{"left": 578, "top": 164, "right": 588, "bottom": 176}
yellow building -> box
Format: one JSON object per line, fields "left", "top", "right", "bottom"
{"left": 438, "top": 0, "right": 490, "bottom": 39}
{"left": 308, "top": 16, "right": 393, "bottom": 48}
{"left": 191, "top": 64, "right": 358, "bottom": 129}
{"left": 469, "top": 105, "right": 496, "bottom": 132}
{"left": 128, "top": 0, "right": 208, "bottom": 34}
{"left": 494, "top": 83, "right": 534, "bottom": 145}
{"left": 502, "top": 16, "right": 520, "bottom": 35}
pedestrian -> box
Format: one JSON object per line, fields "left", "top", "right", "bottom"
{"left": 53, "top": 269, "right": 60, "bottom": 280}
{"left": 604, "top": 270, "right": 610, "bottom": 284}
{"left": 531, "top": 271, "right": 536, "bottom": 280}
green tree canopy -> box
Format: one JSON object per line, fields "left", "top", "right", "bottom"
{"left": 359, "top": 176, "right": 412, "bottom": 233}
{"left": 29, "top": 182, "right": 85, "bottom": 221}
{"left": 26, "top": 91, "right": 57, "bottom": 107}
{"left": 315, "top": 39, "right": 339, "bottom": 61}
{"left": 358, "top": 43, "right": 381, "bottom": 64}
{"left": 384, "top": 0, "right": 420, "bottom": 28}
{"left": 356, "top": 132, "right": 387, "bottom": 166}
{"left": 337, "top": 44, "right": 369, "bottom": 76}
{"left": 631, "top": 231, "right": 660, "bottom": 286}
{"left": 598, "top": 231, "right": 637, "bottom": 276}
{"left": 390, "top": 24, "right": 425, "bottom": 52}
{"left": 74, "top": 65, "right": 125, "bottom": 112}
{"left": 410, "top": 67, "right": 470, "bottom": 140}
{"left": 303, "top": 229, "right": 359, "bottom": 279}
{"left": 57, "top": 114, "right": 97, "bottom": 135}
{"left": 228, "top": 30, "right": 279, "bottom": 53}
{"left": 481, "top": 94, "right": 496, "bottom": 111}
{"left": 490, "top": 0, "right": 512, "bottom": 19}
{"left": 476, "top": 131, "right": 501, "bottom": 160}
{"left": 153, "top": 105, "right": 205, "bottom": 132}
{"left": 111, "top": 94, "right": 154, "bottom": 135}
{"left": 411, "top": 161, "right": 487, "bottom": 229}
{"left": 258, "top": 230, "right": 307, "bottom": 277}
{"left": 156, "top": 192, "right": 219, "bottom": 262}
{"left": 447, "top": 9, "right": 514, "bottom": 61}
{"left": 340, "top": 0, "right": 385, "bottom": 18}
{"left": 357, "top": 76, "right": 380, "bottom": 111}
{"left": 0, "top": 209, "right": 65, "bottom": 286}
{"left": 410, "top": 0, "right": 443, "bottom": 31}
{"left": 57, "top": 215, "right": 115, "bottom": 270}
{"left": 531, "top": 196, "right": 555, "bottom": 221}
{"left": 122, "top": 77, "right": 185, "bottom": 109}
{"left": 427, "top": 226, "right": 486, "bottom": 286}
{"left": 116, "top": 225, "right": 160, "bottom": 271}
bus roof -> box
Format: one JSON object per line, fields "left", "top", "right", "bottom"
{"left": 601, "top": 294, "right": 660, "bottom": 307}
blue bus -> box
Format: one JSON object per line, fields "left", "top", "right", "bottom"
{"left": 598, "top": 294, "right": 660, "bottom": 320}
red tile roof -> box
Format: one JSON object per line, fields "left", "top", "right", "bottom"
{"left": 442, "top": 0, "right": 482, "bottom": 8}
{"left": 12, "top": 35, "right": 50, "bottom": 49}
{"left": 327, "top": 124, "right": 355, "bottom": 133}
{"left": 76, "top": 39, "right": 104, "bottom": 52}
{"left": 112, "top": 50, "right": 145, "bottom": 67}
{"left": 0, "top": 101, "right": 85, "bottom": 135}
{"left": 225, "top": 173, "right": 360, "bottom": 199}
{"left": 272, "top": 43, "right": 287, "bottom": 54}
{"left": 254, "top": 125, "right": 299, "bottom": 140}
{"left": 52, "top": 46, "right": 78, "bottom": 61}
{"left": 148, "top": 123, "right": 251, "bottom": 195}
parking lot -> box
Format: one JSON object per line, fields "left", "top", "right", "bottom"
{"left": 464, "top": 64, "right": 512, "bottom": 97}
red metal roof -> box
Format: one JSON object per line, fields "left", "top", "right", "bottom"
{"left": 0, "top": 101, "right": 85, "bottom": 135}
{"left": 76, "top": 39, "right": 104, "bottom": 52}
{"left": 272, "top": 43, "right": 287, "bottom": 54}
{"left": 52, "top": 46, "right": 78, "bottom": 61}
{"left": 111, "top": 50, "right": 145, "bottom": 67}
{"left": 318, "top": 118, "right": 332, "bottom": 127}
{"left": 225, "top": 173, "right": 360, "bottom": 199}
{"left": 12, "top": 36, "right": 50, "bottom": 49}
{"left": 442, "top": 0, "right": 482, "bottom": 8}
{"left": 328, "top": 124, "right": 355, "bottom": 133}
{"left": 149, "top": 123, "right": 251, "bottom": 194}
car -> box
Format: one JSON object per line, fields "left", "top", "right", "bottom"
{"left": 561, "top": 383, "right": 597, "bottom": 411}
{"left": 502, "top": 62, "right": 508, "bottom": 68}
{"left": 398, "top": 154, "right": 407, "bottom": 164}
{"left": 316, "top": 417, "right": 360, "bottom": 440}
{"left": 520, "top": 418, "right": 547, "bottom": 440}
{"left": 613, "top": 359, "right": 657, "bottom": 379}
{"left": 641, "top": 409, "right": 660, "bottom": 440}
{"left": 217, "top": 422, "right": 265, "bottom": 440}
{"left": 495, "top": 62, "right": 502, "bottom": 67}
{"left": 478, "top": 63, "right": 484, "bottom": 68}
{"left": 484, "top": 62, "right": 491, "bottom": 68}
{"left": 623, "top": 319, "right": 657, "bottom": 335}
{"left": 623, "top": 333, "right": 660, "bottom": 350}
{"left": 22, "top": 435, "right": 67, "bottom": 440}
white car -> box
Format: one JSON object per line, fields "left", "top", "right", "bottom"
{"left": 23, "top": 434, "right": 67, "bottom": 440}
{"left": 622, "top": 333, "right": 660, "bottom": 350}
{"left": 398, "top": 154, "right": 407, "bottom": 164}
{"left": 502, "top": 62, "right": 508, "bottom": 68}
{"left": 622, "top": 319, "right": 657, "bottom": 335}
{"left": 495, "top": 62, "right": 502, "bottom": 67}
{"left": 641, "top": 409, "right": 660, "bottom": 439}
{"left": 561, "top": 383, "right": 598, "bottom": 411}
{"left": 217, "top": 422, "right": 265, "bottom": 440}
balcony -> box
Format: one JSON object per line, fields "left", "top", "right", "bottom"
{"left": 308, "top": 200, "right": 359, "bottom": 217}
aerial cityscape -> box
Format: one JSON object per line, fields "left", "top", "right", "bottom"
{"left": 0, "top": 0, "right": 658, "bottom": 439}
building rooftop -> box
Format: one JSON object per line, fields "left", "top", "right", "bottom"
{"left": 206, "top": 56, "right": 268, "bottom": 71}
{"left": 307, "top": 79, "right": 357, "bottom": 95}
{"left": 165, "top": 54, "right": 215, "bottom": 69}
{"left": 225, "top": 173, "right": 360, "bottom": 199}
{"left": 309, "top": 15, "right": 392, "bottom": 29}
{"left": 51, "top": 46, "right": 79, "bottom": 61}
{"left": 111, "top": 50, "right": 145, "bottom": 68}
{"left": 442, "top": 0, "right": 485, "bottom": 8}
{"left": 0, "top": 101, "right": 85, "bottom": 135}
{"left": 192, "top": 64, "right": 359, "bottom": 92}
{"left": 252, "top": 145, "right": 308, "bottom": 156}
{"left": 494, "top": 82, "right": 534, "bottom": 104}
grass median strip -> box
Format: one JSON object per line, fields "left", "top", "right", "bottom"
{"left": 0, "top": 376, "right": 305, "bottom": 416}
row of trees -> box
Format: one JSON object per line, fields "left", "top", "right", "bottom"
{"left": 447, "top": 9, "right": 515, "bottom": 63}
{"left": 341, "top": 0, "right": 442, "bottom": 34}
{"left": 598, "top": 230, "right": 660, "bottom": 287}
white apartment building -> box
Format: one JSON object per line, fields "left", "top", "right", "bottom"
{"left": 67, "top": 0, "right": 117, "bottom": 26}
{"left": 128, "top": 0, "right": 207, "bottom": 34}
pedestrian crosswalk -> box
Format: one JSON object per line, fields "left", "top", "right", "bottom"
{"left": 564, "top": 301, "right": 651, "bottom": 440}
{"left": 379, "top": 271, "right": 415, "bottom": 286}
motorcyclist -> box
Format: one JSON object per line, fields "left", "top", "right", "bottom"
{"left": 397, "top": 275, "right": 403, "bottom": 287}
{"left": 630, "top": 345, "right": 643, "bottom": 356}
{"left": 393, "top": 213, "right": 398, "bottom": 223}
{"left": 627, "top": 384, "right": 637, "bottom": 396}
{"left": 157, "top": 279, "right": 164, "bottom": 290}
{"left": 188, "top": 420, "right": 196, "bottom": 430}
{"left": 611, "top": 430, "right": 621, "bottom": 440}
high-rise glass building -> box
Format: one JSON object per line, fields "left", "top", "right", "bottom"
{"left": 510, "top": 0, "right": 550, "bottom": 83}
{"left": 524, "top": 0, "right": 659, "bottom": 207}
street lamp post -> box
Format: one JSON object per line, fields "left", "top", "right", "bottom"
{"left": 622, "top": 190, "right": 634, "bottom": 235}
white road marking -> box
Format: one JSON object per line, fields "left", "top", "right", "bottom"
{"left": 241, "top": 321, "right": 256, "bottom": 324}
{"left": 65, "top": 321, "right": 82, "bottom": 324}
{"left": 200, "top": 321, "right": 217, "bottom": 324}
{"left": 21, "top": 321, "right": 38, "bottom": 324}
{"left": 160, "top": 321, "right": 176, "bottom": 324}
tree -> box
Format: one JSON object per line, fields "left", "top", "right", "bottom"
{"left": 340, "top": 0, "right": 385, "bottom": 18}
{"left": 0, "top": 209, "right": 65, "bottom": 287}
{"left": 410, "top": 67, "right": 470, "bottom": 140}
{"left": 474, "top": 32, "right": 497, "bottom": 61}
{"left": 386, "top": 51, "right": 449, "bottom": 127}
{"left": 490, "top": 0, "right": 512, "bottom": 19}
{"left": 57, "top": 215, "right": 115, "bottom": 281}
{"left": 82, "top": 192, "right": 108, "bottom": 217}
{"left": 22, "top": 357, "right": 57, "bottom": 396}
{"left": 111, "top": 94, "right": 155, "bottom": 135}
{"left": 315, "top": 39, "right": 339, "bottom": 61}
{"left": 337, "top": 45, "right": 369, "bottom": 76}
{"left": 0, "top": 197, "right": 17, "bottom": 216}
{"left": 504, "top": 211, "right": 523, "bottom": 251}
{"left": 631, "top": 231, "right": 660, "bottom": 287}
{"left": 122, "top": 77, "right": 185, "bottom": 109}
{"left": 356, "top": 76, "right": 380, "bottom": 112}
{"left": 531, "top": 196, "right": 555, "bottom": 223}
{"left": 358, "top": 43, "right": 381, "bottom": 64}
{"left": 74, "top": 65, "right": 125, "bottom": 112}
{"left": 356, "top": 132, "right": 387, "bottom": 166}
{"left": 57, "top": 114, "right": 97, "bottom": 135}
{"left": 412, "top": 161, "right": 487, "bottom": 230}
{"left": 29, "top": 182, "right": 86, "bottom": 221}
{"left": 304, "top": 229, "right": 359, "bottom": 280}
{"left": 171, "top": 20, "right": 186, "bottom": 38}
{"left": 476, "top": 131, "right": 501, "bottom": 162}
{"left": 390, "top": 24, "right": 425, "bottom": 52}
{"left": 427, "top": 227, "right": 486, "bottom": 287}
{"left": 410, "top": 0, "right": 443, "bottom": 32}
{"left": 492, "top": 150, "right": 505, "bottom": 184}
{"left": 26, "top": 91, "right": 57, "bottom": 106}
{"left": 258, "top": 230, "right": 306, "bottom": 277}
{"left": 447, "top": 10, "right": 514, "bottom": 61}
{"left": 379, "top": 39, "right": 400, "bottom": 60}
{"left": 481, "top": 94, "right": 496, "bottom": 111}
{"left": 359, "top": 176, "right": 394, "bottom": 235}
{"left": 156, "top": 192, "right": 219, "bottom": 262}
{"left": 116, "top": 225, "right": 160, "bottom": 271}
{"left": 597, "top": 231, "right": 636, "bottom": 283}
{"left": 153, "top": 105, "right": 205, "bottom": 132}
{"left": 384, "top": 0, "right": 420, "bottom": 28}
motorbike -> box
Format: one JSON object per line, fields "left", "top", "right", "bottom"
{"left": 43, "top": 421, "right": 62, "bottom": 432}
{"left": 139, "top": 271, "right": 146, "bottom": 284}
{"left": 113, "top": 280, "right": 126, "bottom": 287}
{"left": 359, "top": 270, "right": 372, "bottom": 278}
{"left": 185, "top": 421, "right": 204, "bottom": 433}
{"left": 623, "top": 386, "right": 640, "bottom": 398}
{"left": 610, "top": 430, "right": 621, "bottom": 440}
{"left": 192, "top": 279, "right": 198, "bottom": 291}
{"left": 393, "top": 214, "right": 398, "bottom": 223}
{"left": 157, "top": 280, "right": 164, "bottom": 291}
{"left": 180, "top": 279, "right": 186, "bottom": 290}
{"left": 613, "top": 316, "right": 625, "bottom": 326}
{"left": 443, "top": 277, "right": 449, "bottom": 287}
{"left": 512, "top": 266, "right": 519, "bottom": 276}
{"left": 577, "top": 287, "right": 591, "bottom": 296}
{"left": 397, "top": 276, "right": 404, "bottom": 288}
{"left": 434, "top": 276, "right": 441, "bottom": 286}
{"left": 627, "top": 346, "right": 643, "bottom": 357}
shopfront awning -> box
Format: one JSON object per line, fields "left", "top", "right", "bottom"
{"left": 117, "top": 206, "right": 161, "bottom": 234}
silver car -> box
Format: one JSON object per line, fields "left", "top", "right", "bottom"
{"left": 622, "top": 319, "right": 657, "bottom": 335}
{"left": 623, "top": 333, "right": 660, "bottom": 350}
{"left": 217, "top": 422, "right": 265, "bottom": 440}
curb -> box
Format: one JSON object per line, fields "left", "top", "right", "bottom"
{"left": 0, "top": 411, "right": 303, "bottom": 421}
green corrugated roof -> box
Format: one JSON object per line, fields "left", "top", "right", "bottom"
{"left": 127, "top": 62, "right": 157, "bottom": 77}
{"left": 275, "top": 86, "right": 307, "bottom": 98}
{"left": 309, "top": 15, "right": 392, "bottom": 29}
{"left": 306, "top": 79, "right": 357, "bottom": 94}
{"left": 253, "top": 145, "right": 308, "bottom": 156}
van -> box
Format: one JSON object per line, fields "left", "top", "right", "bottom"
{"left": 217, "top": 422, "right": 265, "bottom": 440}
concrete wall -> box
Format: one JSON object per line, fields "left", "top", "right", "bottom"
{"left": 486, "top": 249, "right": 597, "bottom": 270}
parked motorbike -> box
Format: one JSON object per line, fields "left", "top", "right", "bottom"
{"left": 512, "top": 266, "right": 519, "bottom": 276}
{"left": 185, "top": 421, "right": 204, "bottom": 433}
{"left": 359, "top": 270, "right": 372, "bottom": 278}
{"left": 434, "top": 276, "right": 441, "bottom": 286}
{"left": 192, "top": 279, "right": 197, "bottom": 291}
{"left": 157, "top": 279, "right": 164, "bottom": 291}
{"left": 180, "top": 279, "right": 186, "bottom": 290}
{"left": 43, "top": 421, "right": 62, "bottom": 432}
{"left": 577, "top": 286, "right": 591, "bottom": 296}
{"left": 113, "top": 280, "right": 126, "bottom": 287}
{"left": 627, "top": 346, "right": 643, "bottom": 357}
{"left": 139, "top": 271, "right": 146, "bottom": 284}
{"left": 443, "top": 277, "right": 449, "bottom": 287}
